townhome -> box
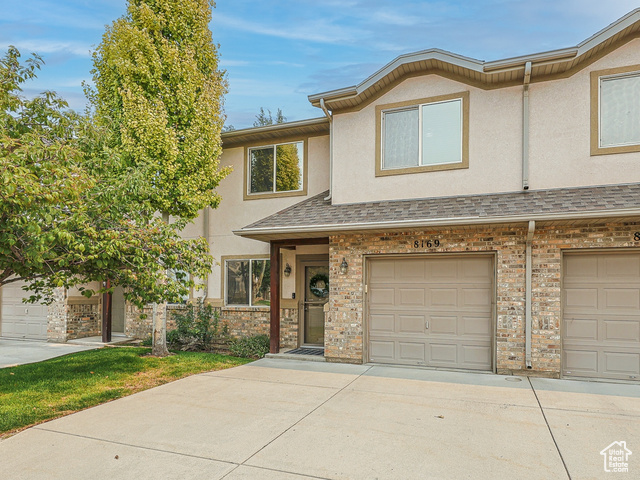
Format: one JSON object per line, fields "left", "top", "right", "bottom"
{"left": 2, "top": 10, "right": 639, "bottom": 383}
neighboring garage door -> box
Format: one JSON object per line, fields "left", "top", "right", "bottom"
{"left": 0, "top": 281, "right": 48, "bottom": 340}
{"left": 368, "top": 255, "right": 494, "bottom": 370}
{"left": 563, "top": 252, "right": 640, "bottom": 381}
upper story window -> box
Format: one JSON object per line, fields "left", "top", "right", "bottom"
{"left": 245, "top": 141, "right": 306, "bottom": 199}
{"left": 375, "top": 91, "right": 469, "bottom": 177}
{"left": 591, "top": 65, "right": 640, "bottom": 155}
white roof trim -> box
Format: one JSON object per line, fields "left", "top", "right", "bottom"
{"left": 234, "top": 208, "right": 640, "bottom": 238}
{"left": 308, "top": 9, "right": 640, "bottom": 104}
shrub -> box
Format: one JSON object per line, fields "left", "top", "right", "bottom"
{"left": 229, "top": 334, "right": 270, "bottom": 359}
{"left": 167, "top": 302, "right": 228, "bottom": 351}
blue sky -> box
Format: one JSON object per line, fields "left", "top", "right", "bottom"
{"left": 1, "top": 0, "right": 638, "bottom": 129}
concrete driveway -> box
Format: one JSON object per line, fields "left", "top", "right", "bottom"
{"left": 0, "top": 358, "right": 638, "bottom": 480}
{"left": 0, "top": 338, "right": 97, "bottom": 368}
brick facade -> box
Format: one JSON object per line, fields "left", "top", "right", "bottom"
{"left": 326, "top": 221, "right": 640, "bottom": 375}
{"left": 66, "top": 303, "right": 101, "bottom": 340}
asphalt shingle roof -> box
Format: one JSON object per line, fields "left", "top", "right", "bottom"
{"left": 238, "top": 183, "right": 640, "bottom": 235}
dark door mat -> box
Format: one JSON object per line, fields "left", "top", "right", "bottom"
{"left": 286, "top": 347, "right": 325, "bottom": 356}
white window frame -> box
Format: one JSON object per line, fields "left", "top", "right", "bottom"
{"left": 247, "top": 141, "right": 304, "bottom": 196}
{"left": 224, "top": 257, "right": 270, "bottom": 308}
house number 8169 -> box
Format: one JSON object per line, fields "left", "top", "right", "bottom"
{"left": 414, "top": 239, "right": 440, "bottom": 248}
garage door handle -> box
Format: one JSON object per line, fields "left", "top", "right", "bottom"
{"left": 425, "top": 321, "right": 429, "bottom": 329}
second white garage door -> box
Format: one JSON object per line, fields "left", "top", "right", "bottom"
{"left": 0, "top": 281, "right": 49, "bottom": 340}
{"left": 563, "top": 252, "right": 640, "bottom": 381}
{"left": 367, "top": 255, "right": 494, "bottom": 370}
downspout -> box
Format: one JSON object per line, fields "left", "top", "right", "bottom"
{"left": 525, "top": 220, "right": 535, "bottom": 369}
{"left": 320, "top": 98, "right": 333, "bottom": 202}
{"left": 522, "top": 61, "right": 532, "bottom": 190}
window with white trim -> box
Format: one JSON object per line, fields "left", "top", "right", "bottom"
{"left": 382, "top": 98, "right": 463, "bottom": 170}
{"left": 225, "top": 258, "right": 270, "bottom": 307}
{"left": 598, "top": 71, "right": 640, "bottom": 148}
{"left": 248, "top": 142, "right": 303, "bottom": 195}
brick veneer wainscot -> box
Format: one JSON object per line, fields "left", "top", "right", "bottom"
{"left": 327, "top": 221, "right": 640, "bottom": 376}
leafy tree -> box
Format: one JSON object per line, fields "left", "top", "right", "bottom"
{"left": 0, "top": 47, "right": 212, "bottom": 307}
{"left": 89, "top": 0, "right": 230, "bottom": 355}
{"left": 253, "top": 107, "right": 286, "bottom": 127}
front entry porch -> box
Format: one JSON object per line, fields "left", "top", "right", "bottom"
{"left": 268, "top": 238, "right": 329, "bottom": 355}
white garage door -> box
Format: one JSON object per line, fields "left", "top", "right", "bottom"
{"left": 367, "top": 255, "right": 494, "bottom": 371}
{"left": 563, "top": 252, "right": 640, "bottom": 381}
{"left": 0, "top": 281, "right": 49, "bottom": 340}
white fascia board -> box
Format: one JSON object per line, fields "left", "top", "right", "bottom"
{"left": 221, "top": 117, "right": 328, "bottom": 139}
{"left": 234, "top": 208, "right": 640, "bottom": 237}
{"left": 576, "top": 8, "right": 640, "bottom": 55}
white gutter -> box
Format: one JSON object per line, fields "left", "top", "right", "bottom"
{"left": 525, "top": 220, "right": 536, "bottom": 369}
{"left": 523, "top": 61, "right": 532, "bottom": 191}
{"left": 320, "top": 98, "right": 333, "bottom": 202}
{"left": 233, "top": 207, "right": 640, "bottom": 237}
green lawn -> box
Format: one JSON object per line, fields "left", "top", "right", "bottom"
{"left": 0, "top": 347, "right": 251, "bottom": 437}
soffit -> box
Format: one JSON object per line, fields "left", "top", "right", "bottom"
{"left": 221, "top": 117, "right": 329, "bottom": 149}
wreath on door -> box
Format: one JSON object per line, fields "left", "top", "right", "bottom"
{"left": 309, "top": 273, "right": 329, "bottom": 298}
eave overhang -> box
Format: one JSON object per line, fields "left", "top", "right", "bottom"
{"left": 308, "top": 9, "right": 640, "bottom": 112}
{"left": 221, "top": 117, "right": 329, "bottom": 149}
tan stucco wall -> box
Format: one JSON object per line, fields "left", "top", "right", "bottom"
{"left": 330, "top": 38, "right": 640, "bottom": 205}
{"left": 198, "top": 135, "right": 330, "bottom": 301}
{"left": 529, "top": 38, "right": 640, "bottom": 190}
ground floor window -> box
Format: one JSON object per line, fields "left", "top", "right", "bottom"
{"left": 225, "top": 258, "right": 271, "bottom": 307}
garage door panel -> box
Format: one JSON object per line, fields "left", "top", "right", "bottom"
{"left": 369, "top": 260, "right": 396, "bottom": 281}
{"left": 399, "top": 315, "right": 425, "bottom": 334}
{"left": 370, "top": 314, "right": 395, "bottom": 333}
{"left": 462, "top": 345, "right": 492, "bottom": 367}
{"left": 399, "top": 288, "right": 425, "bottom": 306}
{"left": 429, "top": 315, "right": 457, "bottom": 335}
{"left": 604, "top": 288, "right": 640, "bottom": 310}
{"left": 369, "top": 287, "right": 394, "bottom": 306}
{"left": 430, "top": 288, "right": 457, "bottom": 307}
{"left": 604, "top": 255, "right": 640, "bottom": 278}
{"left": 604, "top": 352, "right": 640, "bottom": 376}
{"left": 399, "top": 342, "right": 425, "bottom": 362}
{"left": 564, "top": 289, "right": 598, "bottom": 310}
{"left": 565, "top": 255, "right": 598, "bottom": 278}
{"left": 429, "top": 343, "right": 457, "bottom": 365}
{"left": 462, "top": 288, "right": 492, "bottom": 308}
{"left": 428, "top": 260, "right": 459, "bottom": 279}
{"left": 397, "top": 261, "right": 426, "bottom": 280}
{"left": 461, "top": 258, "right": 493, "bottom": 279}
{"left": 564, "top": 349, "right": 599, "bottom": 374}
{"left": 564, "top": 318, "right": 598, "bottom": 341}
{"left": 563, "top": 252, "right": 640, "bottom": 381}
{"left": 604, "top": 320, "right": 640, "bottom": 342}
{"left": 461, "top": 315, "right": 492, "bottom": 336}
{"left": 369, "top": 341, "right": 395, "bottom": 362}
{"left": 368, "top": 256, "right": 493, "bottom": 371}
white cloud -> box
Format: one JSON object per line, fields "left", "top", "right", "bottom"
{"left": 10, "top": 40, "right": 93, "bottom": 57}
{"left": 213, "top": 12, "right": 365, "bottom": 44}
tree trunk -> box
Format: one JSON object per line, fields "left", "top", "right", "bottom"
{"left": 152, "top": 212, "right": 170, "bottom": 356}
{"left": 151, "top": 300, "right": 169, "bottom": 356}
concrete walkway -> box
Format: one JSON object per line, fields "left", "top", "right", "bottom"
{"left": 0, "top": 359, "right": 638, "bottom": 479}
{"left": 0, "top": 338, "right": 98, "bottom": 368}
